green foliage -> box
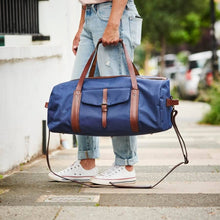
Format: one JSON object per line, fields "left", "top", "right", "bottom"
{"left": 200, "top": 81, "right": 220, "bottom": 125}
{"left": 170, "top": 12, "right": 201, "bottom": 44}
{"left": 135, "top": 0, "right": 210, "bottom": 47}
{"left": 0, "top": 175, "right": 3, "bottom": 179}
{"left": 177, "top": 51, "right": 189, "bottom": 65}
{"left": 134, "top": 45, "right": 146, "bottom": 69}
{"left": 19, "top": 163, "right": 25, "bottom": 171}
{"left": 171, "top": 86, "right": 181, "bottom": 100}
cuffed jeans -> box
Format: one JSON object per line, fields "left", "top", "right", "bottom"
{"left": 72, "top": 0, "right": 142, "bottom": 165}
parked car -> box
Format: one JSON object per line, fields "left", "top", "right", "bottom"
{"left": 157, "top": 54, "right": 179, "bottom": 79}
{"left": 156, "top": 54, "right": 185, "bottom": 89}
{"left": 176, "top": 51, "right": 212, "bottom": 99}
{"left": 199, "top": 50, "right": 220, "bottom": 90}
{"left": 199, "top": 60, "right": 214, "bottom": 90}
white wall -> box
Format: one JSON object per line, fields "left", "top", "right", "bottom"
{"left": 0, "top": 0, "right": 81, "bottom": 173}
{"left": 39, "top": 0, "right": 81, "bottom": 78}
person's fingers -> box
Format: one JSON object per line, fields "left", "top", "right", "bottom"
{"left": 72, "top": 46, "right": 78, "bottom": 55}
{"left": 102, "top": 38, "right": 119, "bottom": 46}
{"left": 102, "top": 39, "right": 107, "bottom": 47}
{"left": 72, "top": 35, "right": 80, "bottom": 54}
{"left": 113, "top": 39, "right": 119, "bottom": 45}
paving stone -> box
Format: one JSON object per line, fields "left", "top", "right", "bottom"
{"left": 0, "top": 206, "right": 61, "bottom": 220}
{"left": 98, "top": 193, "right": 220, "bottom": 207}
{"left": 56, "top": 206, "right": 220, "bottom": 220}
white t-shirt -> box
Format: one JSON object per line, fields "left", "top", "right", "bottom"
{"left": 79, "top": 0, "right": 112, "bottom": 5}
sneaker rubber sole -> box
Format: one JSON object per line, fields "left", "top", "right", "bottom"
{"left": 90, "top": 177, "right": 136, "bottom": 185}
{"left": 48, "top": 173, "right": 92, "bottom": 183}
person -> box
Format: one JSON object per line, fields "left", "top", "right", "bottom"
{"left": 48, "top": 0, "right": 142, "bottom": 185}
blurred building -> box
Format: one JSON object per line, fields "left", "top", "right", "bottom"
{"left": 0, "top": 0, "right": 81, "bottom": 173}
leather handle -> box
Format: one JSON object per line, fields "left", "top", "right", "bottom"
{"left": 75, "top": 38, "right": 138, "bottom": 92}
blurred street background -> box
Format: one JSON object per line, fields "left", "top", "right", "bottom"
{"left": 1, "top": 0, "right": 220, "bottom": 219}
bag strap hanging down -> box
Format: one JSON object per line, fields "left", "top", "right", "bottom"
{"left": 111, "top": 106, "right": 189, "bottom": 189}
{"left": 46, "top": 105, "right": 189, "bottom": 189}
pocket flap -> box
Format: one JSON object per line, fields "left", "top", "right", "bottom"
{"left": 81, "top": 88, "right": 130, "bottom": 106}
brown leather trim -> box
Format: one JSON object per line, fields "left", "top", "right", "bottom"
{"left": 76, "top": 75, "right": 166, "bottom": 81}
{"left": 138, "top": 76, "right": 167, "bottom": 80}
{"left": 71, "top": 90, "right": 82, "bottom": 133}
{"left": 45, "top": 102, "right": 48, "bottom": 108}
{"left": 166, "top": 98, "right": 179, "bottom": 107}
{"left": 120, "top": 41, "right": 138, "bottom": 90}
{"left": 89, "top": 55, "right": 97, "bottom": 77}
{"left": 102, "top": 88, "right": 108, "bottom": 128}
{"left": 75, "top": 44, "right": 99, "bottom": 91}
{"left": 130, "top": 89, "right": 139, "bottom": 132}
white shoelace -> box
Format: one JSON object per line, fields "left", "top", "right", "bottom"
{"left": 59, "top": 161, "right": 80, "bottom": 174}
{"left": 99, "top": 165, "right": 124, "bottom": 177}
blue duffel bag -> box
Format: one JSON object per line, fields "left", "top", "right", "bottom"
{"left": 46, "top": 39, "right": 188, "bottom": 189}
{"left": 47, "top": 40, "right": 177, "bottom": 136}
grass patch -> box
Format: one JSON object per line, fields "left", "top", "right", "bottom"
{"left": 199, "top": 81, "right": 220, "bottom": 125}
{"left": 19, "top": 163, "right": 25, "bottom": 171}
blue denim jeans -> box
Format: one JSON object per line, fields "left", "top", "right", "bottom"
{"left": 72, "top": 0, "right": 142, "bottom": 165}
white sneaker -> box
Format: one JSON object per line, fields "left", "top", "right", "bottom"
{"left": 90, "top": 165, "right": 136, "bottom": 185}
{"left": 48, "top": 160, "right": 98, "bottom": 182}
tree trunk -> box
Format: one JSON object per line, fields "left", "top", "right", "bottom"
{"left": 160, "top": 36, "right": 166, "bottom": 77}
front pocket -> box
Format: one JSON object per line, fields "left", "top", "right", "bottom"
{"left": 81, "top": 88, "right": 131, "bottom": 106}
{"left": 97, "top": 3, "right": 112, "bottom": 21}
{"left": 80, "top": 88, "right": 131, "bottom": 131}
{"left": 129, "top": 16, "right": 143, "bottom": 47}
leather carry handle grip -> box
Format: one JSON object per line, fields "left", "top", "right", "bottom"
{"left": 75, "top": 38, "right": 139, "bottom": 91}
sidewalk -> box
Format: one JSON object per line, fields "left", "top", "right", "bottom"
{"left": 0, "top": 101, "right": 220, "bottom": 220}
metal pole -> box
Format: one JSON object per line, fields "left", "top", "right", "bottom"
{"left": 210, "top": 0, "right": 219, "bottom": 80}
{"left": 42, "top": 120, "right": 47, "bottom": 154}
{"left": 73, "top": 135, "right": 77, "bottom": 148}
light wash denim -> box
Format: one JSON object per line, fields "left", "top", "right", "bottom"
{"left": 72, "top": 0, "right": 142, "bottom": 166}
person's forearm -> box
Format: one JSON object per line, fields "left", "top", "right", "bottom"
{"left": 108, "top": 0, "right": 128, "bottom": 28}
{"left": 102, "top": 0, "right": 128, "bottom": 45}
{"left": 72, "top": 6, "right": 85, "bottom": 54}
{"left": 78, "top": 6, "right": 86, "bottom": 33}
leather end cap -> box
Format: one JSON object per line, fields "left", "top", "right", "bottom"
{"left": 45, "top": 102, "right": 49, "bottom": 108}
{"left": 166, "top": 99, "right": 179, "bottom": 107}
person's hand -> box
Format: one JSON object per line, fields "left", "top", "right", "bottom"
{"left": 72, "top": 32, "right": 81, "bottom": 55}
{"left": 102, "top": 23, "right": 120, "bottom": 47}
